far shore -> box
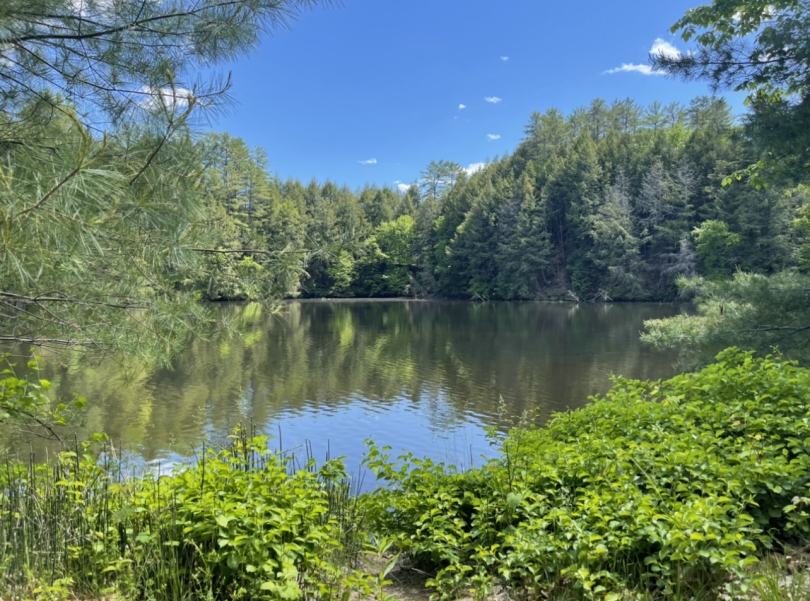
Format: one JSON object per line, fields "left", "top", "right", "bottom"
{"left": 280, "top": 297, "right": 689, "bottom": 305}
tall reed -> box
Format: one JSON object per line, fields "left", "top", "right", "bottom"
{"left": 0, "top": 428, "right": 372, "bottom": 601}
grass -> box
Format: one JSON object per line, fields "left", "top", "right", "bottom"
{"left": 0, "top": 429, "right": 388, "bottom": 601}
{"left": 746, "top": 551, "right": 810, "bottom": 601}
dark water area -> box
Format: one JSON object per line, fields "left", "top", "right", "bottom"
{"left": 7, "top": 301, "right": 684, "bottom": 479}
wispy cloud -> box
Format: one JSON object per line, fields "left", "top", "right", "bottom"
{"left": 500, "top": 56, "right": 509, "bottom": 61}
{"left": 397, "top": 183, "right": 411, "bottom": 193}
{"left": 605, "top": 38, "right": 682, "bottom": 76}
{"left": 459, "top": 104, "right": 466, "bottom": 110}
{"left": 465, "top": 162, "right": 487, "bottom": 176}
{"left": 604, "top": 64, "right": 664, "bottom": 76}
{"left": 358, "top": 158, "right": 377, "bottom": 165}
{"left": 484, "top": 96, "right": 502, "bottom": 104}
{"left": 487, "top": 134, "right": 501, "bottom": 140}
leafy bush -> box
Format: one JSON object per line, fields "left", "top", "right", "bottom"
{"left": 363, "top": 350, "right": 810, "bottom": 600}
{"left": 0, "top": 429, "right": 378, "bottom": 600}
{"left": 0, "top": 354, "right": 86, "bottom": 442}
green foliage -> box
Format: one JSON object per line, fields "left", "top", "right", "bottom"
{"left": 419, "top": 161, "right": 465, "bottom": 203}
{"left": 399, "top": 97, "right": 800, "bottom": 301}
{"left": 662, "top": 272, "right": 808, "bottom": 356}
{"left": 354, "top": 216, "right": 416, "bottom": 297}
{"left": 194, "top": 133, "right": 309, "bottom": 301}
{"left": 0, "top": 355, "right": 85, "bottom": 442}
{"left": 654, "top": 0, "right": 810, "bottom": 185}
{"left": 796, "top": 200, "right": 810, "bottom": 272}
{"left": 327, "top": 251, "right": 356, "bottom": 297}
{"left": 692, "top": 220, "right": 741, "bottom": 278}
{"left": 588, "top": 177, "right": 646, "bottom": 299}
{"left": 5, "top": 92, "right": 801, "bottom": 361}
{"left": 363, "top": 350, "right": 810, "bottom": 600}
{"left": 0, "top": 104, "right": 220, "bottom": 362}
{"left": 0, "top": 428, "right": 378, "bottom": 600}
{"left": 0, "top": 0, "right": 329, "bottom": 362}
{"left": 0, "top": 0, "right": 327, "bottom": 138}
{"left": 642, "top": 271, "right": 810, "bottom": 366}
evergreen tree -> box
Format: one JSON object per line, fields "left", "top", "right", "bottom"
{"left": 642, "top": 1, "right": 810, "bottom": 363}
{"left": 452, "top": 178, "right": 502, "bottom": 299}
{"left": 652, "top": 0, "right": 810, "bottom": 184}
{"left": 496, "top": 170, "right": 553, "bottom": 299}
{"left": 543, "top": 135, "right": 603, "bottom": 297}
{"left": 588, "top": 175, "right": 646, "bottom": 299}
{"left": 0, "top": 0, "right": 327, "bottom": 360}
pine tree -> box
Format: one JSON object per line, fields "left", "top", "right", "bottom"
{"left": 542, "top": 135, "right": 603, "bottom": 297}
{"left": 588, "top": 174, "right": 646, "bottom": 299}
{"left": 500, "top": 170, "right": 553, "bottom": 299}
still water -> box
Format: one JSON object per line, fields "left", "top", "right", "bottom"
{"left": 19, "top": 301, "right": 683, "bottom": 476}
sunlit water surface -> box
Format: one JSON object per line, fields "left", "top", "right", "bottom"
{"left": 9, "top": 301, "right": 684, "bottom": 483}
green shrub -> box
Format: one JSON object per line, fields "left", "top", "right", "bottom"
{"left": 0, "top": 429, "right": 377, "bottom": 600}
{"left": 363, "top": 349, "right": 810, "bottom": 600}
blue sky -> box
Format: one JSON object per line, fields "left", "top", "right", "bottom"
{"left": 213, "top": 0, "right": 745, "bottom": 190}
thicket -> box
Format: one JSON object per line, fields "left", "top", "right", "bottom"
{"left": 0, "top": 428, "right": 390, "bottom": 601}
{"left": 362, "top": 350, "right": 810, "bottom": 600}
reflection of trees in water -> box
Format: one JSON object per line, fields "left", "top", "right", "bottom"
{"left": 10, "top": 302, "right": 681, "bottom": 460}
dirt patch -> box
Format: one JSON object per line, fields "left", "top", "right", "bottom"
{"left": 353, "top": 555, "right": 510, "bottom": 601}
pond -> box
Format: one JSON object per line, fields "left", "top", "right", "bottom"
{"left": 12, "top": 301, "right": 684, "bottom": 479}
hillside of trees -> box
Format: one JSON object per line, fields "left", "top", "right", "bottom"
{"left": 202, "top": 97, "right": 807, "bottom": 302}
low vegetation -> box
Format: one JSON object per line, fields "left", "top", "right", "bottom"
{"left": 2, "top": 349, "right": 810, "bottom": 600}
{"left": 0, "top": 428, "right": 388, "bottom": 601}
{"left": 362, "top": 349, "right": 810, "bottom": 600}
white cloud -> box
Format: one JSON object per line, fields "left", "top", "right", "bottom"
{"left": 139, "top": 86, "right": 194, "bottom": 111}
{"left": 397, "top": 183, "right": 411, "bottom": 193}
{"left": 69, "top": 0, "right": 118, "bottom": 17}
{"left": 500, "top": 56, "right": 509, "bottom": 61}
{"left": 358, "top": 158, "right": 377, "bottom": 165}
{"left": 464, "top": 162, "right": 487, "bottom": 176}
{"left": 605, "top": 38, "right": 682, "bottom": 76}
{"left": 484, "top": 96, "right": 502, "bottom": 104}
{"left": 604, "top": 63, "right": 664, "bottom": 76}
{"left": 650, "top": 38, "right": 681, "bottom": 60}
{"left": 487, "top": 134, "right": 501, "bottom": 140}
{"left": 459, "top": 104, "right": 466, "bottom": 110}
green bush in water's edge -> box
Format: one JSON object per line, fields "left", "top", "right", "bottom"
{"left": 0, "top": 428, "right": 383, "bottom": 601}
{"left": 362, "top": 349, "right": 810, "bottom": 600}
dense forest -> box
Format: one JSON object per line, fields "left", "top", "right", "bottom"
{"left": 200, "top": 97, "right": 807, "bottom": 302}
{"left": 1, "top": 0, "right": 807, "bottom": 363}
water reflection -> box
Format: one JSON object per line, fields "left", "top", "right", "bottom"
{"left": 6, "top": 301, "right": 684, "bottom": 473}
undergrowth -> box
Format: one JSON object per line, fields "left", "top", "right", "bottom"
{"left": 0, "top": 428, "right": 388, "bottom": 601}
{"left": 4, "top": 349, "right": 810, "bottom": 600}
{"left": 363, "top": 349, "right": 810, "bottom": 600}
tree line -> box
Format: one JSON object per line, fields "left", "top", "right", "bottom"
{"left": 199, "top": 97, "right": 807, "bottom": 303}
{"left": 2, "top": 0, "right": 809, "bottom": 367}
